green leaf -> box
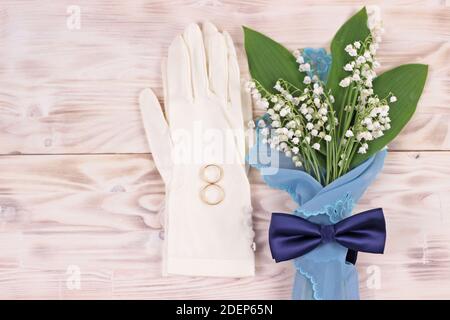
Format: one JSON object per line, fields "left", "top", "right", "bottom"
{"left": 351, "top": 64, "right": 428, "bottom": 166}
{"left": 327, "top": 7, "right": 370, "bottom": 119}
{"left": 243, "top": 26, "right": 304, "bottom": 93}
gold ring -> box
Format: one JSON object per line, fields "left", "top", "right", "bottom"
{"left": 199, "top": 184, "right": 225, "bottom": 205}
{"left": 199, "top": 164, "right": 223, "bottom": 184}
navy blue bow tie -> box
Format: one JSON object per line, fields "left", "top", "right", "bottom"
{"left": 269, "top": 208, "right": 386, "bottom": 263}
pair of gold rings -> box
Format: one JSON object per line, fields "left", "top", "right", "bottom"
{"left": 199, "top": 164, "right": 225, "bottom": 205}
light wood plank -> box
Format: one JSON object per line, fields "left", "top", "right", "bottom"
{"left": 0, "top": 152, "right": 449, "bottom": 299}
{"left": 0, "top": 1, "right": 448, "bottom": 154}
{"left": 0, "top": 0, "right": 448, "bottom": 301}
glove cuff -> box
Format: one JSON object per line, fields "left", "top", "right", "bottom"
{"left": 166, "top": 256, "right": 255, "bottom": 277}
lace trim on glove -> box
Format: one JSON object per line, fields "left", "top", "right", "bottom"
{"left": 295, "top": 193, "right": 355, "bottom": 224}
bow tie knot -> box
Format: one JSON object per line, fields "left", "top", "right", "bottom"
{"left": 320, "top": 225, "right": 335, "bottom": 243}
{"left": 269, "top": 208, "right": 386, "bottom": 263}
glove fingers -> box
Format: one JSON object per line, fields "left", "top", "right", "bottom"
{"left": 139, "top": 88, "right": 173, "bottom": 183}
{"left": 161, "top": 58, "right": 171, "bottom": 124}
{"left": 224, "top": 31, "right": 241, "bottom": 111}
{"left": 241, "top": 79, "right": 253, "bottom": 168}
{"left": 203, "top": 21, "right": 228, "bottom": 103}
{"left": 167, "top": 35, "right": 193, "bottom": 104}
{"left": 183, "top": 23, "right": 209, "bottom": 99}
{"left": 223, "top": 31, "right": 247, "bottom": 164}
{"left": 240, "top": 79, "right": 253, "bottom": 130}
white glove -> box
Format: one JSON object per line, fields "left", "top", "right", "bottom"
{"left": 139, "top": 22, "right": 255, "bottom": 277}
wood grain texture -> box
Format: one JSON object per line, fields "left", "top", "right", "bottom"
{"left": 0, "top": 0, "right": 448, "bottom": 153}
{"left": 0, "top": 152, "right": 449, "bottom": 299}
{"left": 0, "top": 0, "right": 449, "bottom": 300}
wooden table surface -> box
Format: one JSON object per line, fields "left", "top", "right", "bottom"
{"left": 0, "top": 0, "right": 449, "bottom": 299}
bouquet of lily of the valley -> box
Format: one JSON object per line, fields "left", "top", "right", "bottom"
{"left": 245, "top": 6, "right": 427, "bottom": 300}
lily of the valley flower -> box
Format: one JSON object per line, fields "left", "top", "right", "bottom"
{"left": 245, "top": 6, "right": 396, "bottom": 185}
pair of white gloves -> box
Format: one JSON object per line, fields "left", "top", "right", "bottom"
{"left": 139, "top": 22, "right": 255, "bottom": 277}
